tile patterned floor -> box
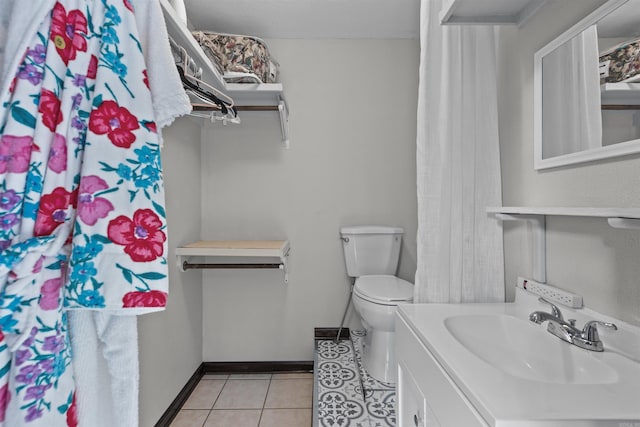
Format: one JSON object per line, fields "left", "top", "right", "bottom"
{"left": 170, "top": 331, "right": 395, "bottom": 427}
{"left": 315, "top": 331, "right": 396, "bottom": 427}
{"left": 170, "top": 373, "right": 313, "bottom": 427}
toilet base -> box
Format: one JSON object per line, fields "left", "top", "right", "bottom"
{"left": 361, "top": 329, "right": 396, "bottom": 384}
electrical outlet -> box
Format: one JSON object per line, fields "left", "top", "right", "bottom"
{"left": 516, "top": 277, "right": 583, "bottom": 308}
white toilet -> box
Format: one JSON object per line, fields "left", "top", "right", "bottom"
{"left": 340, "top": 225, "right": 413, "bottom": 384}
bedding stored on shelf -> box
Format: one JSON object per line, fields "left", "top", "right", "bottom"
{"left": 192, "top": 31, "right": 279, "bottom": 84}
{"left": 599, "top": 36, "right": 640, "bottom": 84}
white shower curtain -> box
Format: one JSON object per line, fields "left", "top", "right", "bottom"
{"left": 542, "top": 25, "right": 602, "bottom": 158}
{"left": 414, "top": 0, "right": 504, "bottom": 303}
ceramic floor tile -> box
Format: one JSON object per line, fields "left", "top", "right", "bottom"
{"left": 169, "top": 410, "right": 209, "bottom": 427}
{"left": 202, "top": 374, "right": 229, "bottom": 380}
{"left": 204, "top": 409, "right": 261, "bottom": 427}
{"left": 317, "top": 389, "right": 369, "bottom": 427}
{"left": 317, "top": 360, "right": 359, "bottom": 393}
{"left": 259, "top": 409, "right": 312, "bottom": 427}
{"left": 173, "top": 334, "right": 395, "bottom": 427}
{"left": 272, "top": 372, "right": 314, "bottom": 380}
{"left": 264, "top": 378, "right": 313, "bottom": 409}
{"left": 213, "top": 379, "right": 270, "bottom": 409}
{"left": 316, "top": 340, "right": 355, "bottom": 365}
{"left": 182, "top": 380, "right": 226, "bottom": 410}
{"left": 317, "top": 358, "right": 364, "bottom": 403}
{"left": 271, "top": 372, "right": 313, "bottom": 380}
{"left": 316, "top": 340, "right": 371, "bottom": 427}
{"left": 228, "top": 373, "right": 272, "bottom": 380}
{"left": 365, "top": 389, "right": 396, "bottom": 427}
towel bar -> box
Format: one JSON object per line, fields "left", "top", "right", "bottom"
{"left": 182, "top": 262, "right": 283, "bottom": 270}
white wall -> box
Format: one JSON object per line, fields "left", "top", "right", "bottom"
{"left": 498, "top": 0, "right": 640, "bottom": 326}
{"left": 139, "top": 117, "right": 204, "bottom": 426}
{"left": 200, "top": 39, "right": 419, "bottom": 361}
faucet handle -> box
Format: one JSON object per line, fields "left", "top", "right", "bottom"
{"left": 581, "top": 320, "right": 618, "bottom": 342}
{"left": 537, "top": 297, "right": 564, "bottom": 321}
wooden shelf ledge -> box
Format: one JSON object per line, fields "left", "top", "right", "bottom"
{"left": 176, "top": 240, "right": 291, "bottom": 283}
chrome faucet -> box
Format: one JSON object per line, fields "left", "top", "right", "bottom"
{"left": 529, "top": 297, "right": 580, "bottom": 344}
{"left": 530, "top": 297, "right": 565, "bottom": 322}
{"left": 529, "top": 297, "right": 617, "bottom": 352}
{"left": 574, "top": 320, "right": 618, "bottom": 352}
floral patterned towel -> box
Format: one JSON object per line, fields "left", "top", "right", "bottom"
{"left": 191, "top": 31, "right": 279, "bottom": 84}
{"left": 600, "top": 37, "right": 640, "bottom": 84}
{"left": 0, "top": 0, "right": 170, "bottom": 424}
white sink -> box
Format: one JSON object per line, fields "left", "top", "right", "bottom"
{"left": 444, "top": 314, "right": 618, "bottom": 384}
{"left": 396, "top": 287, "right": 640, "bottom": 426}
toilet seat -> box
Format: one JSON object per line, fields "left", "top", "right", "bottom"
{"left": 354, "top": 275, "right": 413, "bottom": 305}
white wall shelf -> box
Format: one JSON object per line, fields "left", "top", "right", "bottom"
{"left": 601, "top": 83, "right": 640, "bottom": 106}
{"left": 160, "top": 0, "right": 290, "bottom": 146}
{"left": 489, "top": 206, "right": 640, "bottom": 232}
{"left": 176, "top": 240, "right": 291, "bottom": 283}
{"left": 488, "top": 206, "right": 640, "bottom": 283}
{"left": 440, "top": 0, "right": 547, "bottom": 26}
{"left": 487, "top": 206, "right": 640, "bottom": 221}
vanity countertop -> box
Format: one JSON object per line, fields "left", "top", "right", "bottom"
{"left": 397, "top": 287, "right": 640, "bottom": 426}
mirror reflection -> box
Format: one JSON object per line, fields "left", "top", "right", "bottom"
{"left": 537, "top": 0, "right": 640, "bottom": 168}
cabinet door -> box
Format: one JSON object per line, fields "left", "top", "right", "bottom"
{"left": 398, "top": 362, "right": 440, "bottom": 427}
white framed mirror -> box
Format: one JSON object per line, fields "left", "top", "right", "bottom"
{"left": 534, "top": 0, "right": 640, "bottom": 170}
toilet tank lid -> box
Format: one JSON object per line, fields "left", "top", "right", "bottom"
{"left": 340, "top": 225, "right": 404, "bottom": 235}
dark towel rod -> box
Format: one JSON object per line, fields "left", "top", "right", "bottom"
{"left": 601, "top": 104, "right": 640, "bottom": 110}
{"left": 182, "top": 262, "right": 283, "bottom": 271}
{"left": 192, "top": 103, "right": 280, "bottom": 112}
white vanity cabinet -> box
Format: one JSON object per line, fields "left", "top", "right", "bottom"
{"left": 396, "top": 310, "right": 488, "bottom": 427}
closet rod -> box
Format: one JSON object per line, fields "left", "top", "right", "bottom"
{"left": 601, "top": 105, "right": 640, "bottom": 110}
{"left": 192, "top": 103, "right": 280, "bottom": 112}
{"left": 182, "top": 262, "right": 283, "bottom": 271}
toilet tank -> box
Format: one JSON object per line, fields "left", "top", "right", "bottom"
{"left": 340, "top": 225, "right": 404, "bottom": 277}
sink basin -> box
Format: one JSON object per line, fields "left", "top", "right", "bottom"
{"left": 444, "top": 314, "right": 618, "bottom": 384}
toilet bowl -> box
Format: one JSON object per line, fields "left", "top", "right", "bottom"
{"left": 352, "top": 274, "right": 413, "bottom": 383}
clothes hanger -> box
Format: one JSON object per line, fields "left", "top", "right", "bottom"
{"left": 169, "top": 37, "right": 239, "bottom": 123}
{"left": 177, "top": 65, "right": 237, "bottom": 117}
{"left": 169, "top": 37, "right": 234, "bottom": 108}
{"left": 178, "top": 67, "right": 240, "bottom": 123}
{"left": 182, "top": 70, "right": 235, "bottom": 108}
{"left": 169, "top": 37, "right": 202, "bottom": 79}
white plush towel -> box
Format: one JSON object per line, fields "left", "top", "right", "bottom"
{"left": 69, "top": 312, "right": 139, "bottom": 427}
{"left": 134, "top": 0, "right": 192, "bottom": 129}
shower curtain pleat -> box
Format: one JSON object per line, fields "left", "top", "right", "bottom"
{"left": 414, "top": 0, "right": 505, "bottom": 304}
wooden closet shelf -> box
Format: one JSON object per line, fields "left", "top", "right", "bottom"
{"left": 175, "top": 240, "right": 291, "bottom": 283}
